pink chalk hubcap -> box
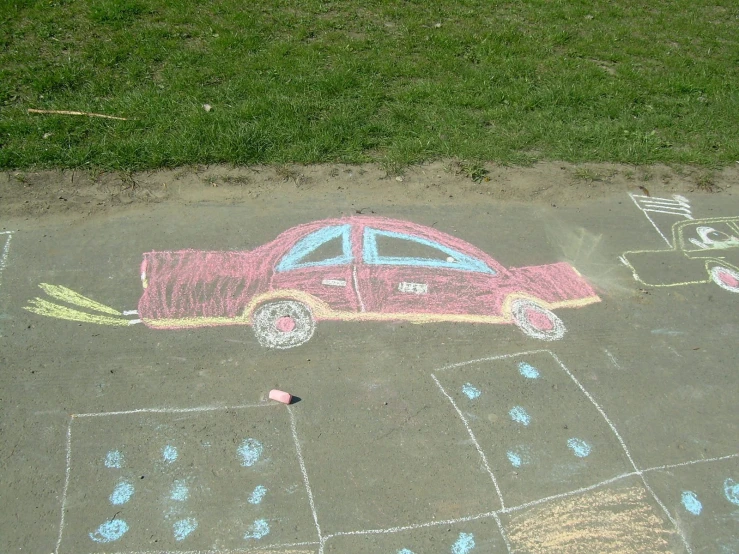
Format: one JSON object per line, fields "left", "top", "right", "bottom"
{"left": 275, "top": 316, "right": 296, "bottom": 333}
{"left": 717, "top": 268, "right": 739, "bottom": 288}
{"left": 525, "top": 308, "right": 555, "bottom": 331}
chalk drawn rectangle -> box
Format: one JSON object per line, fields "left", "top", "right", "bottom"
{"left": 639, "top": 456, "right": 739, "bottom": 553}
{"left": 57, "top": 405, "right": 318, "bottom": 554}
{"left": 397, "top": 282, "right": 428, "bottom": 294}
{"left": 291, "top": 377, "right": 504, "bottom": 536}
{"left": 321, "top": 279, "right": 346, "bottom": 287}
{"left": 433, "top": 351, "right": 635, "bottom": 508}
{"left": 500, "top": 477, "right": 677, "bottom": 554}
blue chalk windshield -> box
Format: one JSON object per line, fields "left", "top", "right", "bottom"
{"left": 277, "top": 225, "right": 353, "bottom": 271}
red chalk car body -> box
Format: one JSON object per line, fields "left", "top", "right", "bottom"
{"left": 137, "top": 216, "right": 599, "bottom": 348}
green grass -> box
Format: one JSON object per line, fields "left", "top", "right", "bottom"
{"left": 1, "top": 0, "right": 738, "bottom": 170}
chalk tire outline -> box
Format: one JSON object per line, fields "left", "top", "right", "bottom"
{"left": 510, "top": 298, "right": 566, "bottom": 341}
{"left": 709, "top": 265, "right": 739, "bottom": 293}
{"left": 252, "top": 300, "right": 316, "bottom": 349}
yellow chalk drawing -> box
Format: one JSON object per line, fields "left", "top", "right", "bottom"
{"left": 24, "top": 297, "right": 130, "bottom": 326}
{"left": 621, "top": 216, "right": 739, "bottom": 289}
{"left": 504, "top": 485, "right": 674, "bottom": 553}
{"left": 38, "top": 283, "right": 122, "bottom": 315}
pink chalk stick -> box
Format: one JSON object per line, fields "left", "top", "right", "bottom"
{"left": 269, "top": 389, "right": 292, "bottom": 404}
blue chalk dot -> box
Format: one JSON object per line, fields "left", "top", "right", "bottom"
{"left": 509, "top": 406, "right": 531, "bottom": 426}
{"left": 170, "top": 480, "right": 189, "bottom": 502}
{"left": 681, "top": 491, "right": 702, "bottom": 515}
{"left": 89, "top": 520, "right": 128, "bottom": 543}
{"left": 248, "top": 485, "right": 267, "bottom": 505}
{"left": 451, "top": 532, "right": 475, "bottom": 554}
{"left": 462, "top": 383, "right": 481, "bottom": 400}
{"left": 244, "top": 518, "right": 270, "bottom": 540}
{"left": 507, "top": 451, "right": 522, "bottom": 468}
{"left": 567, "top": 438, "right": 591, "bottom": 457}
{"left": 518, "top": 362, "right": 540, "bottom": 379}
{"left": 398, "top": 549, "right": 415, "bottom": 554}
{"left": 162, "top": 445, "right": 178, "bottom": 464}
{"left": 237, "top": 439, "right": 264, "bottom": 467}
{"left": 724, "top": 478, "right": 739, "bottom": 506}
{"left": 109, "top": 481, "right": 134, "bottom": 505}
{"left": 173, "top": 518, "right": 198, "bottom": 541}
{"left": 104, "top": 450, "right": 123, "bottom": 469}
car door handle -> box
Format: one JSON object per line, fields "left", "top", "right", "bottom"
{"left": 322, "top": 278, "right": 347, "bottom": 287}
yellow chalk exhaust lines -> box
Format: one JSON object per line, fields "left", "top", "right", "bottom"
{"left": 24, "top": 284, "right": 138, "bottom": 326}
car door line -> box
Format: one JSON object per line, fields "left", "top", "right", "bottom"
{"left": 353, "top": 264, "right": 366, "bottom": 312}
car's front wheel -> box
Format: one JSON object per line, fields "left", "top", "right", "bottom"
{"left": 510, "top": 298, "right": 566, "bottom": 341}
{"left": 251, "top": 300, "right": 316, "bottom": 349}
{"left": 709, "top": 265, "right": 739, "bottom": 293}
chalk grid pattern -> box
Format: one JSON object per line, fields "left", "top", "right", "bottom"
{"left": 55, "top": 350, "right": 738, "bottom": 554}
{"left": 56, "top": 404, "right": 321, "bottom": 554}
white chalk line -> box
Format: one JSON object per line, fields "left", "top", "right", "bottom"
{"left": 630, "top": 194, "right": 691, "bottom": 205}
{"left": 491, "top": 512, "right": 512, "bottom": 553}
{"left": 322, "top": 510, "right": 498, "bottom": 541}
{"left": 434, "top": 349, "right": 553, "bottom": 373}
{"left": 352, "top": 264, "right": 366, "bottom": 313}
{"left": 72, "top": 402, "right": 273, "bottom": 418}
{"left": 629, "top": 193, "right": 674, "bottom": 247}
{"left": 637, "top": 199, "right": 691, "bottom": 208}
{"left": 287, "top": 405, "right": 323, "bottom": 546}
{"left": 643, "top": 452, "right": 739, "bottom": 473}
{"left": 0, "top": 232, "right": 13, "bottom": 287}
{"left": 103, "top": 542, "right": 321, "bottom": 554}
{"left": 603, "top": 348, "right": 621, "bottom": 369}
{"left": 431, "top": 374, "right": 506, "bottom": 510}
{"left": 639, "top": 208, "right": 693, "bottom": 217}
{"left": 54, "top": 418, "right": 73, "bottom": 554}
{"left": 637, "top": 199, "right": 692, "bottom": 209}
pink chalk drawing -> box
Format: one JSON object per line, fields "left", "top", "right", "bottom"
{"left": 137, "top": 216, "right": 600, "bottom": 348}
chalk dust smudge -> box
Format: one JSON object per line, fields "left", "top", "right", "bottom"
{"left": 504, "top": 485, "right": 674, "bottom": 553}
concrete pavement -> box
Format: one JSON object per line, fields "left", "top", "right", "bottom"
{"left": 1, "top": 179, "right": 738, "bottom": 553}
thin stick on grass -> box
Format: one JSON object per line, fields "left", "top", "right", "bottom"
{"left": 27, "top": 108, "right": 128, "bottom": 121}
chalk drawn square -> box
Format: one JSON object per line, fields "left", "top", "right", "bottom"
{"left": 640, "top": 456, "right": 739, "bottom": 554}
{"left": 433, "top": 351, "right": 635, "bottom": 508}
{"left": 322, "top": 518, "right": 507, "bottom": 553}
{"left": 500, "top": 477, "right": 677, "bottom": 553}
{"left": 57, "top": 405, "right": 319, "bottom": 553}
{"left": 291, "top": 376, "right": 504, "bottom": 536}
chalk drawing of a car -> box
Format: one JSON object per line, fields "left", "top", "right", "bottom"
{"left": 137, "top": 216, "right": 599, "bottom": 348}
{"left": 620, "top": 217, "right": 739, "bottom": 292}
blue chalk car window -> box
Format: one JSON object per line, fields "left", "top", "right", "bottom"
{"left": 363, "top": 228, "right": 494, "bottom": 273}
{"left": 277, "top": 225, "right": 353, "bottom": 271}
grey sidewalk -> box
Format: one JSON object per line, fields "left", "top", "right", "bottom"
{"left": 1, "top": 186, "right": 737, "bottom": 554}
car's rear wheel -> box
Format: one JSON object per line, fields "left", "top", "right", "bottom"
{"left": 252, "top": 300, "right": 315, "bottom": 349}
{"left": 510, "top": 298, "right": 566, "bottom": 341}
{"left": 709, "top": 265, "right": 739, "bottom": 293}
